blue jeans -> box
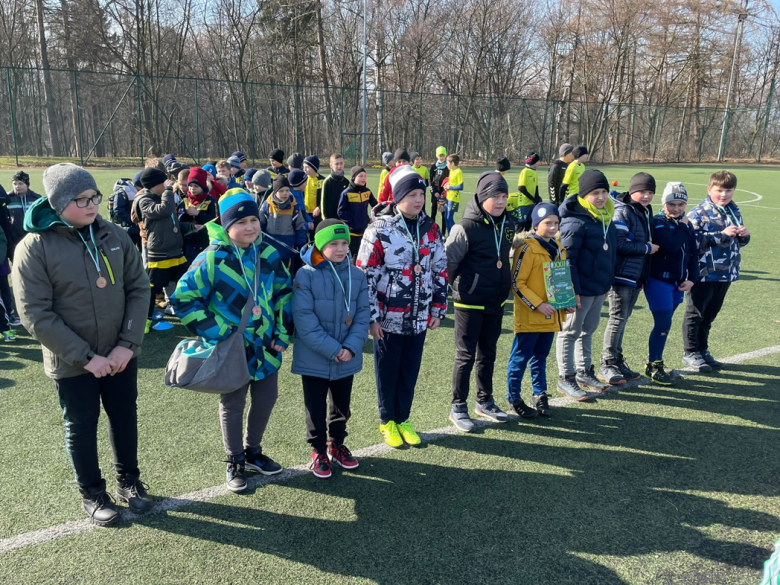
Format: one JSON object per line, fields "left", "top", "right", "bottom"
{"left": 444, "top": 200, "right": 459, "bottom": 235}
{"left": 506, "top": 332, "right": 555, "bottom": 402}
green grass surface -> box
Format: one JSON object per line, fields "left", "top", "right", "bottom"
{"left": 0, "top": 164, "right": 778, "bottom": 584}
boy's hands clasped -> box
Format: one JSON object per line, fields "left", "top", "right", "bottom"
{"left": 85, "top": 345, "right": 135, "bottom": 378}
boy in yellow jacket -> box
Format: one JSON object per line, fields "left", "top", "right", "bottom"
{"left": 507, "top": 203, "right": 575, "bottom": 418}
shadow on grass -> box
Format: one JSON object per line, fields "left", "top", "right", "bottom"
{"left": 137, "top": 372, "right": 778, "bottom": 584}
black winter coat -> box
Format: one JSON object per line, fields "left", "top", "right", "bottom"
{"left": 612, "top": 191, "right": 653, "bottom": 288}
{"left": 649, "top": 213, "right": 699, "bottom": 286}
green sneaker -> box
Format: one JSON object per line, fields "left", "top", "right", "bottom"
{"left": 2, "top": 330, "right": 15, "bottom": 342}
{"left": 397, "top": 420, "right": 421, "bottom": 446}
{"left": 144, "top": 319, "right": 152, "bottom": 334}
{"left": 379, "top": 421, "right": 403, "bottom": 448}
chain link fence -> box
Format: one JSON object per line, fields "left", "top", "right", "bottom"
{"left": 1, "top": 67, "right": 778, "bottom": 166}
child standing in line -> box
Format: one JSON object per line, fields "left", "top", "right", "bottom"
{"left": 378, "top": 148, "right": 412, "bottom": 204}
{"left": 443, "top": 154, "right": 463, "bottom": 236}
{"left": 293, "top": 219, "right": 370, "bottom": 478}
{"left": 0, "top": 193, "right": 14, "bottom": 341}
{"left": 446, "top": 171, "right": 515, "bottom": 432}
{"left": 287, "top": 153, "right": 304, "bottom": 170}
{"left": 178, "top": 167, "right": 218, "bottom": 264}
{"left": 357, "top": 173, "right": 448, "bottom": 448}
{"left": 548, "top": 143, "right": 574, "bottom": 205}
{"left": 6, "top": 171, "right": 42, "bottom": 256}
{"left": 378, "top": 152, "right": 393, "bottom": 201}
{"left": 13, "top": 164, "right": 153, "bottom": 526}
{"left": 259, "top": 177, "right": 308, "bottom": 272}
{"left": 644, "top": 182, "right": 698, "bottom": 385}
{"left": 682, "top": 171, "right": 749, "bottom": 371}
{"left": 559, "top": 146, "right": 588, "bottom": 202}
{"left": 131, "top": 168, "right": 187, "bottom": 334}
{"left": 556, "top": 169, "right": 618, "bottom": 400}
{"left": 337, "top": 166, "right": 378, "bottom": 261}
{"left": 428, "top": 147, "right": 449, "bottom": 232}
{"left": 171, "top": 190, "right": 293, "bottom": 493}
{"left": 266, "top": 149, "right": 290, "bottom": 181}
{"left": 320, "top": 153, "right": 350, "bottom": 220}
{"left": 303, "top": 155, "right": 325, "bottom": 231}
{"left": 287, "top": 168, "right": 314, "bottom": 232}
{"left": 507, "top": 203, "right": 575, "bottom": 418}
{"left": 251, "top": 169, "right": 273, "bottom": 206}
{"left": 411, "top": 152, "right": 429, "bottom": 186}
{"left": 227, "top": 157, "right": 244, "bottom": 190}
{"left": 599, "top": 172, "right": 659, "bottom": 386}
{"left": 515, "top": 152, "right": 543, "bottom": 231}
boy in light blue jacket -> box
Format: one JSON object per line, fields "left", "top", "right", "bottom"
{"left": 292, "top": 219, "right": 370, "bottom": 479}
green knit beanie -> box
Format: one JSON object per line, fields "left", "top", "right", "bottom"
{"left": 314, "top": 219, "right": 350, "bottom": 251}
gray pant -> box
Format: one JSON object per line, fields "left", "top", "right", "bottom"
{"left": 602, "top": 284, "right": 641, "bottom": 361}
{"left": 556, "top": 295, "right": 604, "bottom": 376}
{"left": 219, "top": 372, "right": 279, "bottom": 457}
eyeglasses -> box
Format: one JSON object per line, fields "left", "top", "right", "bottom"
{"left": 72, "top": 194, "right": 103, "bottom": 208}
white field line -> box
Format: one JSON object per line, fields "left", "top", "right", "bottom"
{"left": 2, "top": 344, "right": 779, "bottom": 555}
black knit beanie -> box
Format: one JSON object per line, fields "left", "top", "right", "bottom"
{"left": 140, "top": 168, "right": 168, "bottom": 190}
{"left": 578, "top": 169, "right": 609, "bottom": 197}
{"left": 351, "top": 166, "right": 366, "bottom": 181}
{"left": 495, "top": 157, "right": 510, "bottom": 173}
{"left": 629, "top": 172, "right": 656, "bottom": 195}
{"left": 572, "top": 145, "right": 589, "bottom": 159}
{"left": 393, "top": 148, "right": 410, "bottom": 163}
{"left": 476, "top": 171, "right": 509, "bottom": 203}
{"left": 269, "top": 149, "right": 285, "bottom": 164}
{"left": 12, "top": 171, "right": 30, "bottom": 186}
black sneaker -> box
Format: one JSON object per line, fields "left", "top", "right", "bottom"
{"left": 530, "top": 393, "right": 551, "bottom": 416}
{"left": 245, "top": 448, "right": 283, "bottom": 475}
{"left": 226, "top": 456, "right": 248, "bottom": 492}
{"left": 701, "top": 350, "right": 725, "bottom": 370}
{"left": 557, "top": 376, "right": 589, "bottom": 401}
{"left": 617, "top": 354, "right": 642, "bottom": 381}
{"left": 116, "top": 473, "right": 154, "bottom": 514}
{"left": 682, "top": 352, "right": 713, "bottom": 372}
{"left": 81, "top": 485, "right": 120, "bottom": 527}
{"left": 576, "top": 365, "right": 611, "bottom": 393}
{"left": 508, "top": 397, "right": 538, "bottom": 419}
{"left": 598, "top": 359, "right": 626, "bottom": 385}
{"left": 645, "top": 361, "right": 675, "bottom": 386}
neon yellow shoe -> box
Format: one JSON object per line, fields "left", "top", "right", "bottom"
{"left": 379, "top": 421, "right": 403, "bottom": 448}
{"left": 397, "top": 420, "right": 421, "bottom": 445}
{"left": 144, "top": 319, "right": 152, "bottom": 334}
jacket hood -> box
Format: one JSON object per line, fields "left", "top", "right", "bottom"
{"left": 299, "top": 242, "right": 351, "bottom": 270}
{"left": 560, "top": 194, "right": 615, "bottom": 221}
{"left": 462, "top": 196, "right": 507, "bottom": 224}
{"left": 24, "top": 196, "right": 67, "bottom": 232}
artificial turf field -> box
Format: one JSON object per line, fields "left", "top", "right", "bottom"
{"left": 0, "top": 163, "right": 778, "bottom": 584}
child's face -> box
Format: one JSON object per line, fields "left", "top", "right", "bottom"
{"left": 413, "top": 157, "right": 423, "bottom": 167}
{"left": 12, "top": 180, "right": 27, "bottom": 194}
{"left": 446, "top": 160, "right": 455, "bottom": 170}
{"left": 482, "top": 193, "right": 508, "bottom": 217}
{"left": 631, "top": 190, "right": 654, "bottom": 207}
{"left": 270, "top": 159, "right": 282, "bottom": 169}
{"left": 354, "top": 172, "right": 367, "bottom": 187}
{"left": 178, "top": 171, "right": 189, "bottom": 184}
{"left": 535, "top": 216, "right": 560, "bottom": 239}
{"left": 217, "top": 166, "right": 230, "bottom": 178}
{"left": 228, "top": 216, "right": 260, "bottom": 247}
{"left": 230, "top": 166, "right": 240, "bottom": 176}
{"left": 584, "top": 188, "right": 609, "bottom": 209}
{"left": 396, "top": 189, "right": 426, "bottom": 216}
{"left": 60, "top": 189, "right": 99, "bottom": 228}
{"left": 240, "top": 161, "right": 247, "bottom": 170}
{"left": 663, "top": 201, "right": 687, "bottom": 217}
{"left": 708, "top": 185, "right": 735, "bottom": 206}
{"left": 330, "top": 158, "right": 345, "bottom": 174}
{"left": 303, "top": 163, "right": 317, "bottom": 177}
{"left": 188, "top": 183, "right": 203, "bottom": 197}
{"left": 322, "top": 239, "right": 349, "bottom": 263}
{"left": 274, "top": 187, "right": 291, "bottom": 203}
{"left": 577, "top": 154, "right": 589, "bottom": 164}
{"left": 563, "top": 153, "right": 575, "bottom": 163}
{"left": 437, "top": 154, "right": 446, "bottom": 163}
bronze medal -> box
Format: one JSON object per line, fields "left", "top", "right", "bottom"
{"left": 603, "top": 242, "right": 609, "bottom": 251}
{"left": 497, "top": 260, "right": 502, "bottom": 269}
{"left": 96, "top": 276, "right": 107, "bottom": 289}
{"left": 414, "top": 264, "right": 422, "bottom": 274}
{"left": 252, "top": 306, "right": 262, "bottom": 316}
{"left": 346, "top": 315, "right": 353, "bottom": 325}
{"left": 173, "top": 227, "right": 178, "bottom": 233}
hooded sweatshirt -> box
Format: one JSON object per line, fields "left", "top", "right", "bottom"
{"left": 12, "top": 197, "right": 150, "bottom": 379}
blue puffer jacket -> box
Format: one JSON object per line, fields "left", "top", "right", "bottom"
{"left": 558, "top": 195, "right": 618, "bottom": 297}
{"left": 650, "top": 213, "right": 699, "bottom": 286}
{"left": 612, "top": 191, "right": 653, "bottom": 287}
{"left": 291, "top": 243, "right": 370, "bottom": 380}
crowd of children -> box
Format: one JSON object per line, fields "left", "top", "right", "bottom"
{"left": 1, "top": 144, "right": 750, "bottom": 526}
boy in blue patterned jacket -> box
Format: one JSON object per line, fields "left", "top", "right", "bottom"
{"left": 171, "top": 189, "right": 294, "bottom": 493}
{"left": 681, "top": 171, "right": 749, "bottom": 372}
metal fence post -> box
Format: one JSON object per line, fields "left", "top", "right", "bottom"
{"left": 73, "top": 70, "right": 84, "bottom": 166}
{"left": 195, "top": 78, "right": 200, "bottom": 164}
{"left": 519, "top": 99, "right": 525, "bottom": 158}
{"left": 136, "top": 75, "right": 144, "bottom": 166}
{"left": 628, "top": 104, "right": 636, "bottom": 164}
{"left": 250, "top": 81, "right": 255, "bottom": 166}
{"left": 758, "top": 78, "right": 774, "bottom": 163}
{"left": 601, "top": 103, "right": 609, "bottom": 163}
{"left": 454, "top": 94, "right": 460, "bottom": 152}
{"left": 294, "top": 83, "right": 301, "bottom": 153}
{"left": 6, "top": 68, "right": 19, "bottom": 166}
{"left": 485, "top": 96, "right": 492, "bottom": 165}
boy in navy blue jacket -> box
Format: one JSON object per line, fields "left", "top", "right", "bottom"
{"left": 644, "top": 182, "right": 698, "bottom": 385}
{"left": 556, "top": 170, "right": 618, "bottom": 400}
{"left": 599, "top": 172, "right": 659, "bottom": 386}
{"left": 337, "top": 166, "right": 378, "bottom": 261}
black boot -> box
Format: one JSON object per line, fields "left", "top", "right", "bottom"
{"left": 508, "top": 397, "right": 538, "bottom": 419}
{"left": 116, "top": 473, "right": 154, "bottom": 514}
{"left": 81, "top": 483, "right": 120, "bottom": 527}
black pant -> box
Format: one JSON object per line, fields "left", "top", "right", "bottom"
{"left": 349, "top": 234, "right": 363, "bottom": 264}
{"left": 0, "top": 274, "right": 15, "bottom": 318}
{"left": 374, "top": 331, "right": 426, "bottom": 424}
{"left": 302, "top": 375, "right": 354, "bottom": 454}
{"left": 452, "top": 309, "right": 504, "bottom": 405}
{"left": 55, "top": 359, "right": 141, "bottom": 492}
{"left": 682, "top": 281, "right": 731, "bottom": 353}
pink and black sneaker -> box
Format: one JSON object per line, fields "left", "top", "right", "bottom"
{"left": 310, "top": 451, "right": 332, "bottom": 479}
{"left": 328, "top": 443, "right": 359, "bottom": 470}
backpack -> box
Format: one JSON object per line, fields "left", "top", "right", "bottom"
{"left": 109, "top": 179, "right": 137, "bottom": 226}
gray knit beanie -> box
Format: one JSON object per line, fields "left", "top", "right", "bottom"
{"left": 42, "top": 164, "right": 99, "bottom": 214}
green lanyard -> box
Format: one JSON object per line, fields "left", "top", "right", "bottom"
{"left": 231, "top": 243, "right": 262, "bottom": 314}
{"left": 488, "top": 214, "right": 506, "bottom": 269}
{"left": 716, "top": 204, "right": 742, "bottom": 227}
{"left": 75, "top": 225, "right": 106, "bottom": 287}
{"left": 398, "top": 214, "right": 421, "bottom": 267}
{"left": 328, "top": 261, "right": 353, "bottom": 325}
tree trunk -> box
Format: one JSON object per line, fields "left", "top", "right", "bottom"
{"left": 35, "top": 0, "right": 61, "bottom": 156}
{"left": 315, "top": 0, "right": 333, "bottom": 141}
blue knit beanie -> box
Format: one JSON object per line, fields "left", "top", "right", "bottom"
{"left": 219, "top": 189, "right": 260, "bottom": 231}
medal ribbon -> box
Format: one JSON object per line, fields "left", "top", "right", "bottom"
{"left": 328, "top": 261, "right": 352, "bottom": 318}
{"left": 75, "top": 225, "right": 103, "bottom": 281}
{"left": 488, "top": 215, "right": 506, "bottom": 262}
{"left": 232, "top": 243, "right": 261, "bottom": 309}
{"left": 398, "top": 214, "right": 421, "bottom": 265}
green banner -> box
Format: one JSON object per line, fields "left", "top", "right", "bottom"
{"left": 542, "top": 259, "right": 576, "bottom": 310}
